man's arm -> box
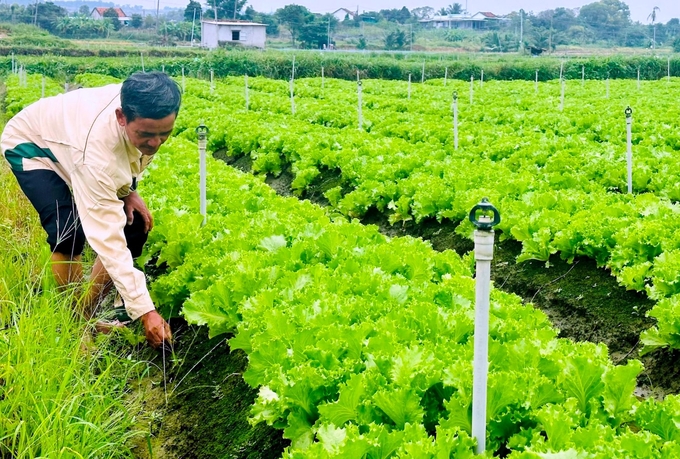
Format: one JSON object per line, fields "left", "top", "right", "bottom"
{"left": 71, "top": 164, "right": 171, "bottom": 347}
{"left": 122, "top": 190, "right": 154, "bottom": 232}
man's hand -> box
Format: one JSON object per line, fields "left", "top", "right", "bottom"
{"left": 122, "top": 191, "right": 154, "bottom": 232}
{"left": 140, "top": 310, "right": 172, "bottom": 349}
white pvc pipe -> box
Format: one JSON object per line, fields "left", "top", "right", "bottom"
{"left": 408, "top": 73, "right": 412, "bottom": 99}
{"left": 357, "top": 81, "right": 363, "bottom": 130}
{"left": 290, "top": 78, "right": 295, "bottom": 115}
{"left": 452, "top": 93, "right": 459, "bottom": 150}
{"left": 626, "top": 110, "right": 633, "bottom": 194}
{"left": 480, "top": 69, "right": 484, "bottom": 88}
{"left": 421, "top": 62, "right": 425, "bottom": 83}
{"left": 470, "top": 75, "right": 474, "bottom": 104}
{"left": 535, "top": 70, "right": 538, "bottom": 93}
{"left": 210, "top": 69, "right": 214, "bottom": 94}
{"left": 198, "top": 130, "right": 207, "bottom": 226}
{"left": 245, "top": 74, "right": 249, "bottom": 110}
{"left": 559, "top": 78, "right": 565, "bottom": 112}
{"left": 472, "top": 228, "right": 494, "bottom": 455}
{"left": 606, "top": 78, "right": 610, "bottom": 99}
{"left": 444, "top": 66, "right": 448, "bottom": 86}
{"left": 321, "top": 66, "right": 324, "bottom": 89}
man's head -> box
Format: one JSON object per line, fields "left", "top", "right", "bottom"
{"left": 116, "top": 71, "right": 182, "bottom": 156}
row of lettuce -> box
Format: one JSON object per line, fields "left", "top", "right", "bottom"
{"left": 4, "top": 51, "right": 680, "bottom": 82}
{"left": 9, "top": 72, "right": 680, "bottom": 353}
{"left": 176, "top": 73, "right": 680, "bottom": 355}
{"left": 7, "top": 73, "right": 680, "bottom": 457}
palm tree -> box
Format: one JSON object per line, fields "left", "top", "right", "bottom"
{"left": 438, "top": 3, "right": 463, "bottom": 16}
{"left": 648, "top": 6, "right": 660, "bottom": 49}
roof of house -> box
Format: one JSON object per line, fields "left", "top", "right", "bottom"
{"left": 92, "top": 7, "right": 128, "bottom": 18}
{"left": 332, "top": 8, "right": 357, "bottom": 17}
{"left": 201, "top": 20, "right": 267, "bottom": 27}
{"left": 420, "top": 11, "right": 505, "bottom": 22}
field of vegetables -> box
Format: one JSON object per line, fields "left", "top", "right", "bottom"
{"left": 4, "top": 69, "right": 680, "bottom": 457}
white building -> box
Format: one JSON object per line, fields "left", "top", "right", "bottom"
{"left": 419, "top": 11, "right": 505, "bottom": 29}
{"left": 201, "top": 21, "right": 267, "bottom": 49}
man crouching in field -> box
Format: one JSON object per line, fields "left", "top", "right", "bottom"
{"left": 1, "top": 71, "right": 178, "bottom": 349}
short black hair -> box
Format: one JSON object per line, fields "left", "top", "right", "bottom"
{"left": 121, "top": 71, "right": 182, "bottom": 121}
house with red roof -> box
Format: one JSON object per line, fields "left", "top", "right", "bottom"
{"left": 90, "top": 7, "right": 131, "bottom": 25}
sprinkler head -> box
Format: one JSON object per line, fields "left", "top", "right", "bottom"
{"left": 469, "top": 198, "right": 501, "bottom": 231}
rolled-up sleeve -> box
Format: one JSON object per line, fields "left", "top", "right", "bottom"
{"left": 71, "top": 163, "right": 155, "bottom": 320}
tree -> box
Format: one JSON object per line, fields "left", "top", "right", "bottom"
{"left": 103, "top": 7, "right": 121, "bottom": 31}
{"left": 578, "top": 0, "right": 631, "bottom": 43}
{"left": 184, "top": 0, "right": 202, "bottom": 22}
{"left": 205, "top": 0, "right": 247, "bottom": 20}
{"left": 384, "top": 29, "right": 407, "bottom": 50}
{"left": 78, "top": 5, "right": 89, "bottom": 16}
{"left": 380, "top": 7, "right": 411, "bottom": 24}
{"left": 411, "top": 7, "right": 433, "bottom": 20}
{"left": 648, "top": 6, "right": 660, "bottom": 49}
{"left": 130, "top": 13, "right": 143, "bottom": 28}
{"left": 33, "top": 2, "right": 68, "bottom": 33}
{"left": 55, "top": 15, "right": 109, "bottom": 38}
{"left": 242, "top": 6, "right": 279, "bottom": 34}
{"left": 275, "top": 4, "right": 313, "bottom": 45}
{"left": 298, "top": 14, "right": 337, "bottom": 49}
{"left": 438, "top": 3, "right": 463, "bottom": 15}
{"left": 666, "top": 18, "right": 680, "bottom": 42}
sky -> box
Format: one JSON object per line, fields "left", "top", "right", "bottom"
{"left": 148, "top": 0, "right": 678, "bottom": 24}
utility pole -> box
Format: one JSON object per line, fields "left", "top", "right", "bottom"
{"left": 155, "top": 0, "right": 160, "bottom": 33}
{"left": 519, "top": 9, "right": 523, "bottom": 50}
{"left": 410, "top": 22, "right": 413, "bottom": 51}
{"left": 33, "top": 0, "right": 38, "bottom": 26}
{"left": 549, "top": 13, "right": 553, "bottom": 52}
{"left": 213, "top": 0, "right": 217, "bottom": 21}
{"left": 190, "top": 7, "right": 197, "bottom": 45}
{"left": 233, "top": 0, "right": 237, "bottom": 19}
{"left": 327, "top": 15, "right": 330, "bottom": 49}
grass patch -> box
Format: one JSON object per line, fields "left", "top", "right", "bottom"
{"left": 0, "top": 150, "right": 149, "bottom": 456}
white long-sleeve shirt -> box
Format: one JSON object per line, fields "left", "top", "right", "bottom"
{"left": 1, "top": 84, "right": 155, "bottom": 320}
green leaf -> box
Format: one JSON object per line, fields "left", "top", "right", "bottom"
{"left": 373, "top": 387, "right": 423, "bottom": 429}
{"left": 261, "top": 235, "right": 287, "bottom": 252}
{"left": 316, "top": 423, "right": 347, "bottom": 454}
{"left": 602, "top": 359, "right": 642, "bottom": 424}
{"left": 389, "top": 284, "right": 408, "bottom": 304}
{"left": 182, "top": 288, "right": 234, "bottom": 338}
{"left": 318, "top": 374, "right": 366, "bottom": 427}
{"left": 560, "top": 356, "right": 605, "bottom": 414}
